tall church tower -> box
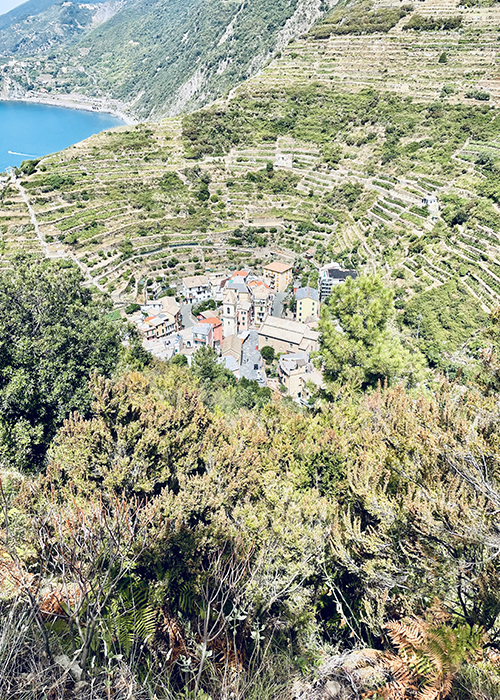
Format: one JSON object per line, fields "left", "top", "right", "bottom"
{"left": 222, "top": 289, "right": 237, "bottom": 338}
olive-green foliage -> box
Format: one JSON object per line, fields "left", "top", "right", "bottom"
{"left": 159, "top": 171, "right": 185, "bottom": 191}
{"left": 183, "top": 85, "right": 500, "bottom": 168}
{"left": 125, "top": 302, "right": 141, "bottom": 314}
{"left": 102, "top": 126, "right": 155, "bottom": 153}
{"left": 403, "top": 13, "right": 462, "bottom": 30}
{"left": 192, "top": 299, "right": 216, "bottom": 316}
{"left": 319, "top": 275, "right": 422, "bottom": 388}
{"left": 402, "top": 279, "right": 487, "bottom": 367}
{"left": 31, "top": 173, "right": 75, "bottom": 192}
{"left": 191, "top": 346, "right": 236, "bottom": 405}
{"left": 0, "top": 260, "right": 122, "bottom": 471}
{"left": 260, "top": 346, "right": 275, "bottom": 363}
{"left": 10, "top": 364, "right": 500, "bottom": 696}
{"left": 311, "top": 0, "right": 413, "bottom": 38}
{"left": 466, "top": 89, "right": 491, "bottom": 101}
{"left": 441, "top": 193, "right": 500, "bottom": 230}
{"left": 245, "top": 166, "right": 299, "bottom": 194}
{"left": 325, "top": 181, "right": 364, "bottom": 210}
{"left": 48, "top": 369, "right": 211, "bottom": 496}
{"left": 16, "top": 159, "right": 40, "bottom": 176}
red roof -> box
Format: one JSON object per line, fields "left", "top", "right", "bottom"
{"left": 248, "top": 280, "right": 270, "bottom": 291}
{"left": 199, "top": 317, "right": 222, "bottom": 328}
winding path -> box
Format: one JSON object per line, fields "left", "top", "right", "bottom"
{"left": 13, "top": 174, "right": 50, "bottom": 258}
{"left": 11, "top": 173, "right": 104, "bottom": 290}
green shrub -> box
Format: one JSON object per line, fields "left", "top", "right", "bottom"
{"left": 125, "top": 303, "right": 141, "bottom": 314}
{"left": 403, "top": 14, "right": 462, "bottom": 30}
{"left": 311, "top": 1, "right": 413, "bottom": 37}
{"left": 465, "top": 89, "right": 490, "bottom": 101}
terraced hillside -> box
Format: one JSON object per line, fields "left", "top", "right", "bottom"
{"left": 269, "top": 0, "right": 500, "bottom": 104}
{"left": 4, "top": 0, "right": 500, "bottom": 342}
{"left": 0, "top": 178, "right": 43, "bottom": 265}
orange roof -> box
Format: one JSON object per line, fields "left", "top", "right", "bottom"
{"left": 232, "top": 270, "right": 249, "bottom": 278}
{"left": 248, "top": 280, "right": 270, "bottom": 291}
{"left": 199, "top": 317, "right": 222, "bottom": 327}
{"left": 264, "top": 261, "right": 292, "bottom": 273}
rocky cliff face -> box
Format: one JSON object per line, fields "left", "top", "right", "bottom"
{"left": 163, "top": 0, "right": 339, "bottom": 118}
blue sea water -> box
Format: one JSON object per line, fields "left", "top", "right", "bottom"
{"left": 0, "top": 101, "right": 124, "bottom": 172}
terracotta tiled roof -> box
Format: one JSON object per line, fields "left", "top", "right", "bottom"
{"left": 264, "top": 261, "right": 292, "bottom": 273}
{"left": 199, "top": 317, "right": 222, "bottom": 327}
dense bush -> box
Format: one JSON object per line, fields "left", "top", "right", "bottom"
{"left": 403, "top": 13, "right": 462, "bottom": 30}
{"left": 0, "top": 260, "right": 124, "bottom": 470}
{"left": 311, "top": 0, "right": 413, "bottom": 37}
{"left": 465, "top": 88, "right": 491, "bottom": 101}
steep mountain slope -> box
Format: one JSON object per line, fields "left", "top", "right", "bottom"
{"left": 4, "top": 0, "right": 500, "bottom": 359}
{"left": 0, "top": 0, "right": 336, "bottom": 119}
{"left": 0, "top": 0, "right": 116, "bottom": 55}
{"left": 0, "top": 0, "right": 71, "bottom": 31}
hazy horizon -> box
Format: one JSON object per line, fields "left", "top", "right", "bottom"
{"left": 0, "top": 0, "right": 26, "bottom": 16}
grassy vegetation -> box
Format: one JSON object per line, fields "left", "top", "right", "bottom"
{"left": 310, "top": 0, "right": 413, "bottom": 38}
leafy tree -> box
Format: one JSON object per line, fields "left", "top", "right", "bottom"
{"left": 325, "top": 181, "right": 364, "bottom": 210}
{"left": 232, "top": 377, "right": 271, "bottom": 410}
{"left": 191, "top": 346, "right": 236, "bottom": 391}
{"left": 159, "top": 171, "right": 184, "bottom": 191}
{"left": 261, "top": 346, "right": 275, "bottom": 363}
{"left": 402, "top": 279, "right": 487, "bottom": 368}
{"left": 192, "top": 299, "right": 217, "bottom": 316}
{"left": 17, "top": 158, "right": 40, "bottom": 176}
{"left": 0, "top": 260, "right": 122, "bottom": 471}
{"left": 319, "top": 275, "right": 419, "bottom": 389}
{"left": 125, "top": 302, "right": 141, "bottom": 314}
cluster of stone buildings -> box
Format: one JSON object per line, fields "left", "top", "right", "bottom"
{"left": 131, "top": 259, "right": 356, "bottom": 403}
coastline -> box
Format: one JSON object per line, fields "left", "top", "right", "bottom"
{"left": 0, "top": 91, "right": 137, "bottom": 126}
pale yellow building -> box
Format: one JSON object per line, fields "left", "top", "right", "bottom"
{"left": 263, "top": 261, "right": 293, "bottom": 293}
{"left": 296, "top": 287, "right": 319, "bottom": 323}
{"left": 278, "top": 352, "right": 325, "bottom": 403}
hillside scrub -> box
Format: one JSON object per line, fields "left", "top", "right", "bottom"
{"left": 310, "top": 0, "right": 413, "bottom": 38}
{"left": 182, "top": 85, "right": 500, "bottom": 163}
{"left": 3, "top": 358, "right": 500, "bottom": 697}
{"left": 403, "top": 14, "right": 463, "bottom": 30}
{"left": 0, "top": 260, "right": 145, "bottom": 471}
{"left": 1, "top": 276, "right": 500, "bottom": 697}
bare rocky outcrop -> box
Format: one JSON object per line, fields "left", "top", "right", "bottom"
{"left": 162, "top": 0, "right": 337, "bottom": 118}
{"left": 275, "top": 0, "right": 339, "bottom": 52}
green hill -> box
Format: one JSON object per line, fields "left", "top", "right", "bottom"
{"left": 0, "top": 0, "right": 334, "bottom": 119}
{"left": 0, "top": 0, "right": 113, "bottom": 56}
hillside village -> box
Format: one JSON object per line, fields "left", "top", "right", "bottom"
{"left": 131, "top": 258, "right": 356, "bottom": 403}
{"left": 6, "top": 0, "right": 500, "bottom": 694}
